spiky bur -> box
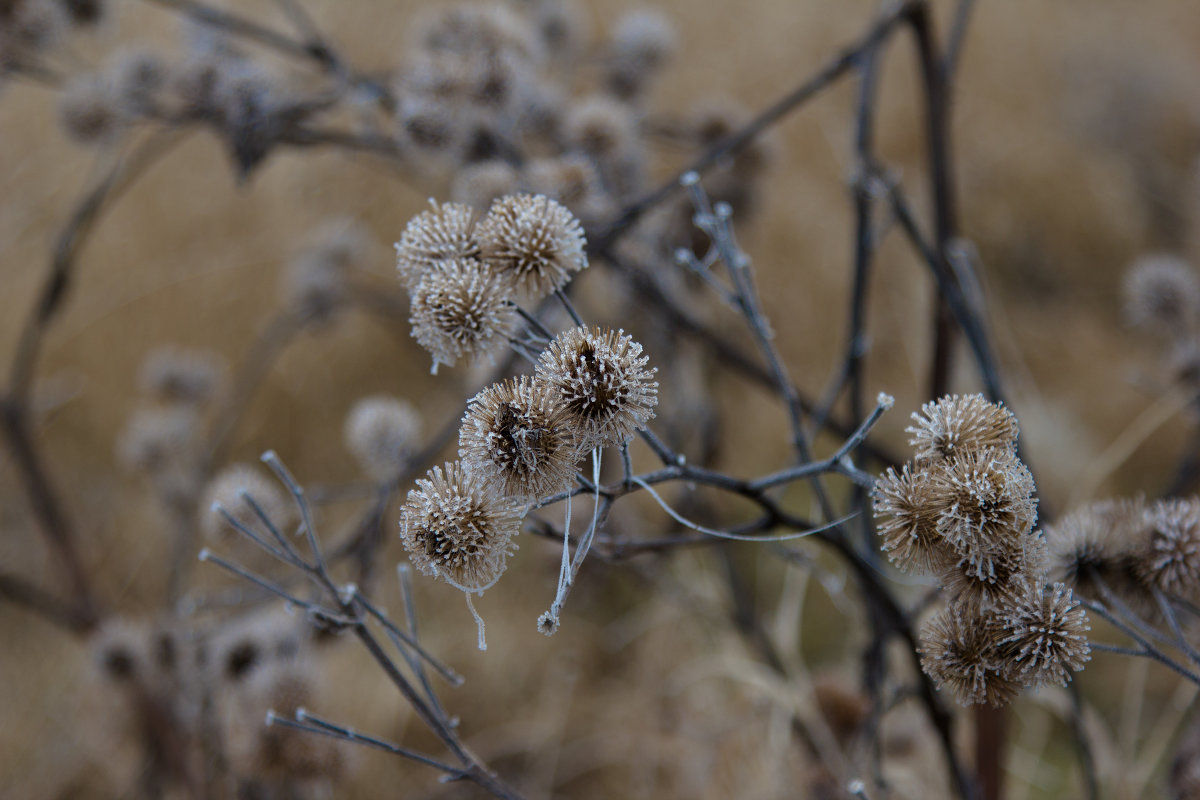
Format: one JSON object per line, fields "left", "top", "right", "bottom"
{"left": 459, "top": 376, "right": 580, "bottom": 502}
{"left": 395, "top": 200, "right": 481, "bottom": 291}
{"left": 928, "top": 448, "right": 1038, "bottom": 581}
{"left": 399, "top": 461, "right": 524, "bottom": 593}
{"left": 919, "top": 603, "right": 1020, "bottom": 708}
{"left": 994, "top": 582, "right": 1091, "bottom": 688}
{"left": 872, "top": 464, "right": 956, "bottom": 575}
{"left": 1044, "top": 497, "right": 1144, "bottom": 601}
{"left": 344, "top": 396, "right": 422, "bottom": 483}
{"left": 477, "top": 193, "right": 588, "bottom": 298}
{"left": 200, "top": 463, "right": 294, "bottom": 542}
{"left": 535, "top": 326, "right": 658, "bottom": 449}
{"left": 938, "top": 533, "right": 1047, "bottom": 612}
{"left": 409, "top": 257, "right": 516, "bottom": 373}
{"left": 906, "top": 393, "right": 1020, "bottom": 463}
{"left": 1123, "top": 253, "right": 1200, "bottom": 337}
{"left": 1134, "top": 497, "right": 1200, "bottom": 599}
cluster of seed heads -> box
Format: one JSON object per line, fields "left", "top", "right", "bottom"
{"left": 873, "top": 394, "right": 1090, "bottom": 707}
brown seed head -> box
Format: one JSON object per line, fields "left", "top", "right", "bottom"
{"left": 1135, "top": 497, "right": 1200, "bottom": 598}
{"left": 459, "top": 376, "right": 579, "bottom": 501}
{"left": 395, "top": 200, "right": 481, "bottom": 291}
{"left": 409, "top": 257, "right": 516, "bottom": 373}
{"left": 1044, "top": 497, "right": 1144, "bottom": 601}
{"left": 938, "top": 532, "right": 1047, "bottom": 612}
{"left": 907, "top": 393, "right": 1020, "bottom": 463}
{"left": 1123, "top": 253, "right": 1200, "bottom": 337}
{"left": 994, "top": 582, "right": 1091, "bottom": 688}
{"left": 399, "top": 461, "right": 524, "bottom": 591}
{"left": 201, "top": 463, "right": 294, "bottom": 542}
{"left": 919, "top": 602, "right": 1019, "bottom": 708}
{"left": 137, "top": 345, "right": 227, "bottom": 406}
{"left": 872, "top": 464, "right": 956, "bottom": 575}
{"left": 344, "top": 395, "right": 422, "bottom": 483}
{"left": 478, "top": 193, "right": 587, "bottom": 298}
{"left": 452, "top": 159, "right": 522, "bottom": 210}
{"left": 535, "top": 326, "right": 658, "bottom": 448}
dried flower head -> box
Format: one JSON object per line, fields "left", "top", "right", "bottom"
{"left": 530, "top": 0, "right": 589, "bottom": 61}
{"left": 201, "top": 463, "right": 294, "bottom": 542}
{"left": 344, "top": 395, "right": 422, "bottom": 483}
{"left": 536, "top": 326, "right": 658, "bottom": 448}
{"left": 563, "top": 95, "right": 644, "bottom": 199}
{"left": 117, "top": 404, "right": 202, "bottom": 477}
{"left": 395, "top": 200, "right": 481, "bottom": 291}
{"left": 1123, "top": 253, "right": 1200, "bottom": 336}
{"left": 282, "top": 218, "right": 372, "bottom": 318}
{"left": 906, "top": 393, "right": 1020, "bottom": 462}
{"left": 1044, "top": 497, "right": 1144, "bottom": 600}
{"left": 413, "top": 2, "right": 543, "bottom": 65}
{"left": 604, "top": 6, "right": 676, "bottom": 100}
{"left": 938, "top": 533, "right": 1047, "bottom": 611}
{"left": 137, "top": 345, "right": 227, "bottom": 406}
{"left": 1135, "top": 497, "right": 1200, "bottom": 598}
{"left": 919, "top": 603, "right": 1019, "bottom": 708}
{"left": 408, "top": 257, "right": 516, "bottom": 373}
{"left": 995, "top": 582, "right": 1091, "bottom": 687}
{"left": 452, "top": 159, "right": 522, "bottom": 210}
{"left": 477, "top": 193, "right": 588, "bottom": 297}
{"left": 872, "top": 464, "right": 956, "bottom": 575}
{"left": 91, "top": 617, "right": 148, "bottom": 684}
{"left": 929, "top": 448, "right": 1038, "bottom": 580}
{"left": 399, "top": 461, "right": 524, "bottom": 592}
{"left": 459, "top": 376, "right": 579, "bottom": 501}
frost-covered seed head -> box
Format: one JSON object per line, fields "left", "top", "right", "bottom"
{"left": 395, "top": 200, "right": 481, "bottom": 291}
{"left": 937, "top": 533, "right": 1047, "bottom": 612}
{"left": 907, "top": 393, "right": 1020, "bottom": 463}
{"left": 344, "top": 396, "right": 422, "bottom": 483}
{"left": 995, "top": 582, "right": 1091, "bottom": 687}
{"left": 919, "top": 603, "right": 1019, "bottom": 708}
{"left": 408, "top": 257, "right": 515, "bottom": 373}
{"left": 399, "top": 461, "right": 524, "bottom": 591}
{"left": 459, "top": 376, "right": 579, "bottom": 501}
{"left": 477, "top": 193, "right": 587, "bottom": 298}
{"left": 872, "top": 464, "right": 956, "bottom": 575}
{"left": 1135, "top": 497, "right": 1200, "bottom": 598}
{"left": 536, "top": 326, "right": 658, "bottom": 448}
{"left": 1123, "top": 253, "right": 1200, "bottom": 337}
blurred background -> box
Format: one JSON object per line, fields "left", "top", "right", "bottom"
{"left": 2, "top": 0, "right": 1200, "bottom": 797}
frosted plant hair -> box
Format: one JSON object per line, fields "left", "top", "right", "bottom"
{"left": 408, "top": 256, "right": 516, "bottom": 373}
{"left": 477, "top": 193, "right": 588, "bottom": 298}
{"left": 872, "top": 463, "right": 956, "bottom": 575}
{"left": 535, "top": 326, "right": 659, "bottom": 449}
{"left": 1044, "top": 497, "right": 1144, "bottom": 600}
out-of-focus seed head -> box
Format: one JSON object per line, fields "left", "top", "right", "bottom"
{"left": 200, "top": 463, "right": 294, "bottom": 543}
{"left": 60, "top": 0, "right": 105, "bottom": 26}
{"left": 938, "top": 533, "right": 1047, "bottom": 612}
{"left": 282, "top": 219, "right": 371, "bottom": 320}
{"left": 562, "top": 95, "right": 644, "bottom": 199}
{"left": 872, "top": 464, "right": 956, "bottom": 575}
{"left": 529, "top": 0, "right": 589, "bottom": 62}
{"left": 451, "top": 159, "right": 522, "bottom": 210}
{"left": 928, "top": 448, "right": 1038, "bottom": 580}
{"left": 919, "top": 602, "right": 1019, "bottom": 708}
{"left": 412, "top": 1, "right": 543, "bottom": 65}
{"left": 524, "top": 155, "right": 613, "bottom": 228}
{"left": 459, "top": 376, "right": 579, "bottom": 502}
{"left": 603, "top": 6, "right": 676, "bottom": 100}
{"left": 137, "top": 345, "right": 227, "bottom": 406}
{"left": 1045, "top": 497, "right": 1144, "bottom": 600}
{"left": 408, "top": 257, "right": 515, "bottom": 373}
{"left": 91, "top": 617, "right": 147, "bottom": 684}
{"left": 477, "top": 193, "right": 587, "bottom": 298}
{"left": 395, "top": 200, "right": 481, "bottom": 291}
{"left": 110, "top": 47, "right": 165, "bottom": 116}
{"left": 1135, "top": 497, "right": 1200, "bottom": 598}
{"left": 344, "top": 395, "right": 422, "bottom": 483}
{"left": 399, "top": 461, "right": 524, "bottom": 592}
{"left": 907, "top": 393, "right": 1020, "bottom": 463}
{"left": 995, "top": 582, "right": 1091, "bottom": 688}
{"left": 59, "top": 73, "right": 123, "bottom": 145}
{"left": 536, "top": 326, "right": 658, "bottom": 449}
{"left": 0, "top": 0, "right": 68, "bottom": 70}
{"left": 117, "top": 404, "right": 201, "bottom": 475}
{"left": 1123, "top": 253, "right": 1200, "bottom": 337}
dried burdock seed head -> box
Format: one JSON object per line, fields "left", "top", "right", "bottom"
{"left": 459, "top": 376, "right": 579, "bottom": 502}
{"left": 399, "top": 461, "right": 524, "bottom": 592}
{"left": 937, "top": 533, "right": 1047, "bottom": 612}
{"left": 344, "top": 395, "right": 422, "bottom": 483}
{"left": 117, "top": 404, "right": 202, "bottom": 475}
{"left": 1045, "top": 497, "right": 1144, "bottom": 600}
{"left": 919, "top": 602, "right": 1019, "bottom": 708}
{"left": 906, "top": 393, "right": 1020, "bottom": 463}
{"left": 872, "top": 464, "right": 956, "bottom": 575}
{"left": 283, "top": 218, "right": 373, "bottom": 318}
{"left": 995, "top": 582, "right": 1091, "bottom": 688}
{"left": 523, "top": 155, "right": 613, "bottom": 229}
{"left": 201, "top": 463, "right": 294, "bottom": 543}
{"left": 1134, "top": 497, "right": 1200, "bottom": 599}
{"left": 408, "top": 256, "right": 516, "bottom": 373}
{"left": 929, "top": 448, "right": 1038, "bottom": 580}
{"left": 603, "top": 6, "right": 676, "bottom": 100}
{"left": 137, "top": 345, "right": 227, "bottom": 406}
{"left": 530, "top": 0, "right": 589, "bottom": 61}
{"left": 59, "top": 74, "right": 122, "bottom": 145}
{"left": 477, "top": 193, "right": 588, "bottom": 298}
{"left": 397, "top": 94, "right": 463, "bottom": 158}
{"left": 1123, "top": 253, "right": 1200, "bottom": 337}
{"left": 211, "top": 609, "right": 306, "bottom": 685}
{"left": 452, "top": 159, "right": 522, "bottom": 210}
{"left": 536, "top": 326, "right": 658, "bottom": 448}
{"left": 61, "top": 0, "right": 106, "bottom": 26}
{"left": 395, "top": 200, "right": 481, "bottom": 291}
{"left": 564, "top": 95, "right": 639, "bottom": 162}
{"left": 110, "top": 47, "right": 165, "bottom": 115}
